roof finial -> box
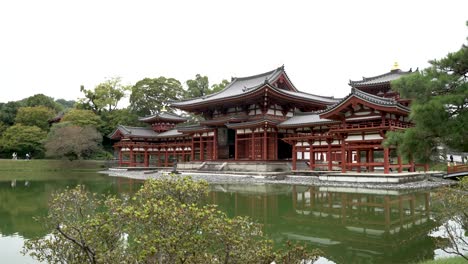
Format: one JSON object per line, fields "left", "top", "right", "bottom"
{"left": 392, "top": 61, "right": 399, "bottom": 71}
{"left": 161, "top": 105, "right": 167, "bottom": 112}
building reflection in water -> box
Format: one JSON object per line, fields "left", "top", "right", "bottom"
{"left": 208, "top": 184, "right": 438, "bottom": 264}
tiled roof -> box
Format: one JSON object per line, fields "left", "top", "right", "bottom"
{"left": 319, "top": 88, "right": 410, "bottom": 116}
{"left": 155, "top": 129, "right": 185, "bottom": 138}
{"left": 278, "top": 112, "right": 339, "bottom": 128}
{"left": 349, "top": 68, "right": 415, "bottom": 87}
{"left": 138, "top": 111, "right": 187, "bottom": 123}
{"left": 170, "top": 66, "right": 336, "bottom": 108}
{"left": 176, "top": 125, "right": 212, "bottom": 133}
{"left": 109, "top": 125, "right": 159, "bottom": 139}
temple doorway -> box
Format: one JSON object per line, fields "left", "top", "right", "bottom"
{"left": 277, "top": 134, "right": 292, "bottom": 160}
{"left": 227, "top": 129, "right": 236, "bottom": 159}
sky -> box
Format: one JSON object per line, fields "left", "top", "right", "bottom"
{"left": 0, "top": 0, "right": 467, "bottom": 104}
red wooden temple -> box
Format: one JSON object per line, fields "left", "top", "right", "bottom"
{"left": 110, "top": 65, "right": 425, "bottom": 173}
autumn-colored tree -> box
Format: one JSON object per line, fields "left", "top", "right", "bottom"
{"left": 44, "top": 124, "right": 102, "bottom": 161}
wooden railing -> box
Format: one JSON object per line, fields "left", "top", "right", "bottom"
{"left": 447, "top": 164, "right": 468, "bottom": 174}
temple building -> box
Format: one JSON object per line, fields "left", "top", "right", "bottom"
{"left": 110, "top": 65, "right": 424, "bottom": 173}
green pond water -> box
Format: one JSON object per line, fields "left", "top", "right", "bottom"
{"left": 0, "top": 165, "right": 452, "bottom": 264}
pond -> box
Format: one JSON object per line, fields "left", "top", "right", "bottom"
{"left": 0, "top": 165, "right": 454, "bottom": 263}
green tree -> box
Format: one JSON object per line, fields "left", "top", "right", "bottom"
{"left": 211, "top": 79, "right": 230, "bottom": 94}
{"left": 55, "top": 99, "right": 76, "bottom": 109}
{"left": 22, "top": 94, "right": 63, "bottom": 113}
{"left": 100, "top": 108, "right": 142, "bottom": 137}
{"left": 386, "top": 24, "right": 468, "bottom": 162}
{"left": 185, "top": 75, "right": 230, "bottom": 99}
{"left": 24, "top": 176, "right": 321, "bottom": 264}
{"left": 432, "top": 178, "right": 468, "bottom": 261}
{"left": 61, "top": 109, "right": 102, "bottom": 129}
{"left": 186, "top": 74, "right": 210, "bottom": 98}
{"left": 79, "top": 77, "right": 129, "bottom": 114}
{"left": 129, "top": 77, "right": 185, "bottom": 116}
{"left": 15, "top": 106, "right": 55, "bottom": 131}
{"left": 0, "top": 101, "right": 24, "bottom": 125}
{"left": 44, "top": 124, "right": 103, "bottom": 161}
{"left": 0, "top": 124, "right": 47, "bottom": 157}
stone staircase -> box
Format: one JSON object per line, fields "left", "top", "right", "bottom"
{"left": 198, "top": 162, "right": 227, "bottom": 171}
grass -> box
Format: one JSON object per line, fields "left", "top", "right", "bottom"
{"left": 418, "top": 256, "right": 467, "bottom": 264}
{"left": 0, "top": 159, "right": 107, "bottom": 181}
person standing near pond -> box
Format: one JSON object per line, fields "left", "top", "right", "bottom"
{"left": 12, "top": 152, "right": 17, "bottom": 160}
{"left": 26, "top": 153, "right": 30, "bottom": 160}
{"left": 449, "top": 155, "right": 454, "bottom": 164}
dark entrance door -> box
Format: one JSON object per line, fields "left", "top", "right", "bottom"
{"left": 228, "top": 129, "right": 236, "bottom": 159}
{"left": 277, "top": 134, "right": 292, "bottom": 160}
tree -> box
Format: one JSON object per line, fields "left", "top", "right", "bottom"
{"left": 79, "top": 77, "right": 129, "bottom": 114}
{"left": 129, "top": 77, "right": 185, "bottom": 116}
{"left": 55, "top": 99, "right": 76, "bottom": 109}
{"left": 0, "top": 101, "right": 24, "bottom": 125}
{"left": 186, "top": 74, "right": 210, "bottom": 98}
{"left": 44, "top": 124, "right": 102, "bottom": 161}
{"left": 0, "top": 124, "right": 47, "bottom": 157}
{"left": 211, "top": 79, "right": 230, "bottom": 94}
{"left": 99, "top": 108, "right": 142, "bottom": 137}
{"left": 386, "top": 24, "right": 468, "bottom": 162}
{"left": 185, "top": 75, "right": 230, "bottom": 99}
{"left": 22, "top": 94, "right": 63, "bottom": 113}
{"left": 24, "top": 176, "right": 321, "bottom": 264}
{"left": 15, "top": 106, "right": 55, "bottom": 131}
{"left": 61, "top": 109, "right": 102, "bottom": 129}
{"left": 432, "top": 177, "right": 468, "bottom": 260}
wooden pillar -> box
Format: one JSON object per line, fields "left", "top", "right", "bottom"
{"left": 200, "top": 136, "right": 204, "bottom": 161}
{"left": 356, "top": 150, "right": 361, "bottom": 172}
{"left": 309, "top": 140, "right": 314, "bottom": 171}
{"left": 129, "top": 146, "right": 134, "bottom": 167}
{"left": 251, "top": 131, "right": 255, "bottom": 160}
{"left": 263, "top": 127, "right": 267, "bottom": 160}
{"left": 213, "top": 129, "right": 218, "bottom": 160}
{"left": 144, "top": 147, "right": 149, "bottom": 167}
{"left": 165, "top": 146, "right": 168, "bottom": 167}
{"left": 191, "top": 138, "right": 194, "bottom": 161}
{"left": 292, "top": 141, "right": 297, "bottom": 170}
{"left": 327, "top": 138, "right": 332, "bottom": 171}
{"left": 398, "top": 155, "right": 402, "bottom": 173}
{"left": 341, "top": 137, "right": 346, "bottom": 173}
{"left": 235, "top": 130, "right": 238, "bottom": 160}
{"left": 118, "top": 147, "right": 122, "bottom": 167}
{"left": 384, "top": 147, "right": 390, "bottom": 174}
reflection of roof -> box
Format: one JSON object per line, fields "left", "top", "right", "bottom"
{"left": 320, "top": 88, "right": 410, "bottom": 117}
{"left": 349, "top": 68, "right": 414, "bottom": 87}
{"left": 138, "top": 112, "right": 187, "bottom": 123}
{"left": 171, "top": 66, "right": 338, "bottom": 108}
{"left": 278, "top": 112, "right": 339, "bottom": 128}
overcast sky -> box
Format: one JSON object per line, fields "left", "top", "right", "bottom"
{"left": 0, "top": 0, "right": 467, "bottom": 104}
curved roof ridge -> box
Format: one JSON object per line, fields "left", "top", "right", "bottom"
{"left": 349, "top": 68, "right": 413, "bottom": 85}
{"left": 233, "top": 66, "right": 283, "bottom": 80}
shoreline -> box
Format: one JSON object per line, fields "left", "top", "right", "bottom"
{"left": 101, "top": 170, "right": 456, "bottom": 191}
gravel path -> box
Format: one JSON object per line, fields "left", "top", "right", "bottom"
{"left": 101, "top": 170, "right": 456, "bottom": 191}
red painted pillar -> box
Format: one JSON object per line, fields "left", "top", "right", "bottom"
{"left": 398, "top": 155, "right": 402, "bottom": 173}
{"left": 144, "top": 147, "right": 149, "bottom": 167}
{"left": 292, "top": 141, "right": 297, "bottom": 170}
{"left": 251, "top": 131, "right": 255, "bottom": 160}
{"left": 200, "top": 136, "right": 204, "bottom": 161}
{"left": 263, "top": 127, "right": 267, "bottom": 160}
{"left": 384, "top": 147, "right": 390, "bottom": 174}
{"left": 309, "top": 141, "right": 314, "bottom": 171}
{"left": 213, "top": 129, "right": 218, "bottom": 160}
{"left": 129, "top": 147, "right": 134, "bottom": 167}
{"left": 327, "top": 139, "right": 332, "bottom": 171}
{"left": 235, "top": 130, "right": 238, "bottom": 160}
{"left": 118, "top": 147, "right": 122, "bottom": 167}
{"left": 191, "top": 137, "right": 195, "bottom": 161}
{"left": 341, "top": 138, "right": 346, "bottom": 173}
